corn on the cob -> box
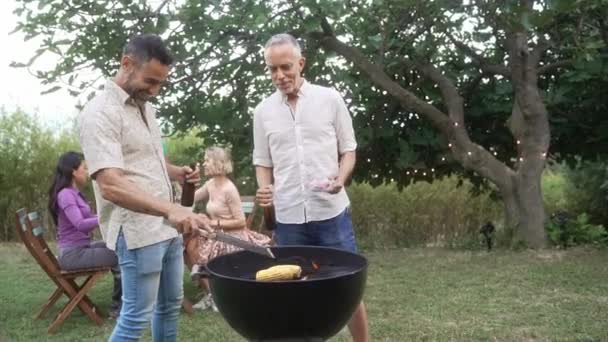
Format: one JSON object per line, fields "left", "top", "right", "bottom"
{"left": 255, "top": 265, "right": 302, "bottom": 281}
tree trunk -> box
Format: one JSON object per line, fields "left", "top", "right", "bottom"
{"left": 317, "top": 27, "right": 551, "bottom": 248}
{"left": 500, "top": 171, "right": 547, "bottom": 248}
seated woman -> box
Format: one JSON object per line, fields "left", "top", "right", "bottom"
{"left": 185, "top": 146, "right": 271, "bottom": 311}
{"left": 47, "top": 151, "right": 122, "bottom": 318}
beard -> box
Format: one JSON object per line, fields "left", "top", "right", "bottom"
{"left": 124, "top": 74, "right": 150, "bottom": 102}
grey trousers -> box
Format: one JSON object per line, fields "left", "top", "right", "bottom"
{"left": 58, "top": 241, "right": 119, "bottom": 272}
{"left": 59, "top": 241, "right": 122, "bottom": 311}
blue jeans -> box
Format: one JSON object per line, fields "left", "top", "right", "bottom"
{"left": 274, "top": 208, "right": 358, "bottom": 253}
{"left": 109, "top": 230, "right": 184, "bottom": 342}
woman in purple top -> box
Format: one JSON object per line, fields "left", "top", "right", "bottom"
{"left": 47, "top": 151, "right": 122, "bottom": 318}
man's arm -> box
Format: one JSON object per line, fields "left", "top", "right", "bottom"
{"left": 256, "top": 166, "right": 273, "bottom": 188}
{"left": 166, "top": 158, "right": 199, "bottom": 184}
{"left": 94, "top": 168, "right": 209, "bottom": 234}
{"left": 95, "top": 168, "right": 172, "bottom": 217}
{"left": 253, "top": 103, "right": 275, "bottom": 207}
{"left": 337, "top": 150, "right": 356, "bottom": 185}
{"left": 327, "top": 151, "right": 356, "bottom": 194}
{"left": 329, "top": 89, "right": 358, "bottom": 194}
{"left": 255, "top": 166, "right": 274, "bottom": 207}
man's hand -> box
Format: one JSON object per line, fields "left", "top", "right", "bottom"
{"left": 167, "top": 205, "right": 211, "bottom": 235}
{"left": 176, "top": 164, "right": 200, "bottom": 186}
{"left": 256, "top": 185, "right": 274, "bottom": 207}
{"left": 326, "top": 176, "right": 344, "bottom": 194}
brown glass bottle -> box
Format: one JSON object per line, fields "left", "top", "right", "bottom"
{"left": 180, "top": 163, "right": 197, "bottom": 206}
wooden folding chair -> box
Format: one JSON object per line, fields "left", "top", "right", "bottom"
{"left": 15, "top": 208, "right": 110, "bottom": 334}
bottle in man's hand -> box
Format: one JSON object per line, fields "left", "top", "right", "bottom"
{"left": 180, "top": 163, "right": 197, "bottom": 207}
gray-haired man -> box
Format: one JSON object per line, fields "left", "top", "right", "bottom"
{"left": 253, "top": 33, "right": 370, "bottom": 342}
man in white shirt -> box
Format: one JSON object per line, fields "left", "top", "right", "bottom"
{"left": 253, "top": 33, "right": 369, "bottom": 342}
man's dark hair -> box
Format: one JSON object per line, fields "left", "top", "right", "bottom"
{"left": 123, "top": 34, "right": 173, "bottom": 65}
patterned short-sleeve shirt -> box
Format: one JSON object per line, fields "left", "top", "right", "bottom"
{"left": 78, "top": 79, "right": 177, "bottom": 250}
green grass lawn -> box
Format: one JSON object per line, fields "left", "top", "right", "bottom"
{"left": 1, "top": 242, "right": 607, "bottom": 341}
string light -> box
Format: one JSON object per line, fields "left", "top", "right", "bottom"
{"left": 400, "top": 142, "right": 548, "bottom": 180}
{"left": 454, "top": 122, "right": 459, "bottom": 127}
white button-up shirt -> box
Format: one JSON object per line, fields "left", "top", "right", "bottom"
{"left": 78, "top": 79, "right": 177, "bottom": 250}
{"left": 253, "top": 80, "right": 357, "bottom": 223}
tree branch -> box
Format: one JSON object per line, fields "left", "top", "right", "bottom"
{"left": 537, "top": 59, "right": 573, "bottom": 74}
{"left": 445, "top": 31, "right": 510, "bottom": 77}
{"left": 416, "top": 62, "right": 464, "bottom": 123}
{"left": 313, "top": 33, "right": 449, "bottom": 128}
{"left": 462, "top": 73, "right": 485, "bottom": 104}
{"left": 154, "top": 0, "right": 170, "bottom": 14}
{"left": 310, "top": 11, "right": 516, "bottom": 185}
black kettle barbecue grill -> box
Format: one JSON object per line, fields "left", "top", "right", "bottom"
{"left": 206, "top": 245, "right": 368, "bottom": 341}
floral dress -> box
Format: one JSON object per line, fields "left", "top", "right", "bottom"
{"left": 186, "top": 179, "right": 271, "bottom": 266}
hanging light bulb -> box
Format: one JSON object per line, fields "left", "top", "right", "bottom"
{"left": 467, "top": 151, "right": 472, "bottom": 156}
{"left": 516, "top": 140, "right": 521, "bottom": 145}
{"left": 448, "top": 143, "right": 453, "bottom": 148}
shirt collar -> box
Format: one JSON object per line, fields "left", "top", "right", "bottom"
{"left": 105, "top": 79, "right": 145, "bottom": 107}
{"left": 279, "top": 78, "right": 309, "bottom": 103}
{"left": 105, "top": 79, "right": 130, "bottom": 105}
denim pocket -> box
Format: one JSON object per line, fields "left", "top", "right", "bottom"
{"left": 135, "top": 241, "right": 166, "bottom": 275}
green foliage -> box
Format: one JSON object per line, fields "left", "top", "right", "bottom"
{"left": 542, "top": 161, "right": 608, "bottom": 247}
{"left": 12, "top": 0, "right": 608, "bottom": 188}
{"left": 10, "top": 0, "right": 608, "bottom": 248}
{"left": 546, "top": 213, "right": 608, "bottom": 248}
{"left": 562, "top": 159, "right": 608, "bottom": 225}
{"left": 348, "top": 176, "right": 503, "bottom": 249}
{"left": 542, "top": 159, "right": 608, "bottom": 226}
{"left": 541, "top": 166, "right": 570, "bottom": 214}
{"left": 0, "top": 109, "right": 80, "bottom": 241}
{"left": 163, "top": 129, "right": 205, "bottom": 166}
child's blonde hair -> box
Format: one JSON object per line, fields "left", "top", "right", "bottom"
{"left": 204, "top": 146, "right": 233, "bottom": 176}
